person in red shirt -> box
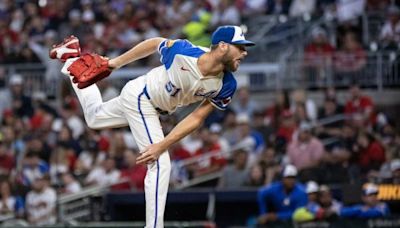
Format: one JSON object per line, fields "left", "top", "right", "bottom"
{"left": 344, "top": 83, "right": 375, "bottom": 126}
{"left": 354, "top": 131, "right": 385, "bottom": 174}
{"left": 304, "top": 27, "right": 335, "bottom": 86}
{"left": 334, "top": 32, "right": 366, "bottom": 83}
{"left": 190, "top": 128, "right": 226, "bottom": 178}
{"left": 112, "top": 149, "right": 147, "bottom": 191}
{"left": 276, "top": 110, "right": 297, "bottom": 152}
{"left": 0, "top": 138, "right": 14, "bottom": 176}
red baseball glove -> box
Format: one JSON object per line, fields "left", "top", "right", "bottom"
{"left": 67, "top": 53, "right": 112, "bottom": 89}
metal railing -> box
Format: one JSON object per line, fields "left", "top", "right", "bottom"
{"left": 1, "top": 51, "right": 399, "bottom": 96}
{"left": 57, "top": 180, "right": 128, "bottom": 223}
{"left": 172, "top": 114, "right": 348, "bottom": 190}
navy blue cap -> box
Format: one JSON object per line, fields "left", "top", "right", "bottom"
{"left": 211, "top": 25, "right": 255, "bottom": 46}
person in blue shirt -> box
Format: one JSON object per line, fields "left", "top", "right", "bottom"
{"left": 257, "top": 164, "right": 308, "bottom": 224}
{"left": 340, "top": 183, "right": 390, "bottom": 218}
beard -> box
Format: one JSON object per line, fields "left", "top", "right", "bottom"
{"left": 222, "top": 52, "right": 237, "bottom": 72}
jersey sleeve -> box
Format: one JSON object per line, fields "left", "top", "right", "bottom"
{"left": 208, "top": 72, "right": 237, "bottom": 111}
{"left": 158, "top": 39, "right": 193, "bottom": 69}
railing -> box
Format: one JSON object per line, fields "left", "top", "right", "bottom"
{"left": 1, "top": 51, "right": 399, "bottom": 96}
{"left": 172, "top": 114, "right": 348, "bottom": 190}
{"left": 57, "top": 181, "right": 127, "bottom": 223}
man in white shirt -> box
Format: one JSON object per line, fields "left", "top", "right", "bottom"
{"left": 26, "top": 175, "right": 57, "bottom": 226}
{"left": 85, "top": 157, "right": 120, "bottom": 187}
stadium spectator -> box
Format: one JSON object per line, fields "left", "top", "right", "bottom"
{"left": 190, "top": 127, "right": 226, "bottom": 178}
{"left": 74, "top": 140, "right": 105, "bottom": 176}
{"left": 383, "top": 159, "right": 400, "bottom": 184}
{"left": 28, "top": 30, "right": 62, "bottom": 84}
{"left": 379, "top": 5, "right": 400, "bottom": 50}
{"left": 232, "top": 86, "right": 258, "bottom": 119}
{"left": 112, "top": 149, "right": 146, "bottom": 191}
{"left": 221, "top": 110, "right": 238, "bottom": 146}
{"left": 19, "top": 152, "right": 49, "bottom": 188}
{"left": 258, "top": 148, "right": 281, "bottom": 185}
{"left": 340, "top": 183, "right": 390, "bottom": 218}
{"left": 264, "top": 90, "right": 291, "bottom": 130}
{"left": 245, "top": 162, "right": 266, "bottom": 187}
{"left": 26, "top": 175, "right": 56, "bottom": 226}
{"left": 318, "top": 185, "right": 343, "bottom": 219}
{"left": 289, "top": 0, "right": 316, "bottom": 18}
{"left": 336, "top": 0, "right": 366, "bottom": 23}
{"left": 209, "top": 123, "right": 230, "bottom": 158}
{"left": 233, "top": 114, "right": 266, "bottom": 165}
{"left": 97, "top": 80, "right": 119, "bottom": 102}
{"left": 354, "top": 131, "right": 385, "bottom": 174}
{"left": 0, "top": 137, "right": 14, "bottom": 176}
{"left": 218, "top": 149, "right": 249, "bottom": 189}
{"left": 275, "top": 110, "right": 297, "bottom": 152}
{"left": 304, "top": 27, "right": 335, "bottom": 86}
{"left": 344, "top": 83, "right": 375, "bottom": 127}
{"left": 211, "top": 0, "right": 240, "bottom": 27}
{"left": 49, "top": 144, "right": 76, "bottom": 185}
{"left": 253, "top": 110, "right": 274, "bottom": 145}
{"left": 7, "top": 74, "right": 34, "bottom": 119}
{"left": 334, "top": 32, "right": 366, "bottom": 83}
{"left": 287, "top": 122, "right": 325, "bottom": 182}
{"left": 0, "top": 180, "right": 24, "bottom": 219}
{"left": 292, "top": 181, "right": 321, "bottom": 222}
{"left": 257, "top": 165, "right": 307, "bottom": 224}
{"left": 291, "top": 89, "right": 318, "bottom": 123}
{"left": 265, "top": 0, "right": 291, "bottom": 15}
{"left": 85, "top": 156, "right": 120, "bottom": 187}
{"left": 60, "top": 173, "right": 81, "bottom": 195}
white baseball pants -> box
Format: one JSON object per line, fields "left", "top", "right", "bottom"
{"left": 62, "top": 59, "right": 171, "bottom": 228}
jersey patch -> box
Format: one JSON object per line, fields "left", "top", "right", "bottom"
{"left": 209, "top": 72, "right": 237, "bottom": 110}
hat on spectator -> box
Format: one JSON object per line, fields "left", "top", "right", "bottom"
{"left": 306, "top": 181, "right": 319, "bottom": 194}
{"left": 362, "top": 183, "right": 379, "bottom": 195}
{"left": 311, "top": 26, "right": 327, "bottom": 39}
{"left": 209, "top": 123, "right": 222, "bottom": 134}
{"left": 299, "top": 122, "right": 312, "bottom": 132}
{"left": 319, "top": 184, "right": 330, "bottom": 192}
{"left": 9, "top": 74, "right": 23, "bottom": 85}
{"left": 283, "top": 164, "right": 297, "bottom": 178}
{"left": 390, "top": 159, "right": 400, "bottom": 172}
{"left": 69, "top": 9, "right": 81, "bottom": 20}
{"left": 236, "top": 114, "right": 250, "bottom": 124}
{"left": 211, "top": 25, "right": 255, "bottom": 46}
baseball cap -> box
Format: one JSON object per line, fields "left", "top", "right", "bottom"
{"left": 9, "top": 74, "right": 23, "bottom": 85}
{"left": 236, "top": 114, "right": 250, "bottom": 124}
{"left": 390, "top": 159, "right": 400, "bottom": 172}
{"left": 209, "top": 123, "right": 222, "bottom": 134}
{"left": 211, "top": 25, "right": 255, "bottom": 46}
{"left": 283, "top": 164, "right": 298, "bottom": 177}
{"left": 306, "top": 181, "right": 319, "bottom": 194}
{"left": 362, "top": 183, "right": 379, "bottom": 195}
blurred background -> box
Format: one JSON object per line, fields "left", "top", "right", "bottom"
{"left": 0, "top": 0, "right": 400, "bottom": 227}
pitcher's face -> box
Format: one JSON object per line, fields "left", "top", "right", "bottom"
{"left": 222, "top": 44, "right": 248, "bottom": 72}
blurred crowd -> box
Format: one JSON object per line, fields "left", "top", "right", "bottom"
{"left": 0, "top": 72, "right": 398, "bottom": 224}
{"left": 0, "top": 0, "right": 399, "bottom": 226}
{"left": 1, "top": 0, "right": 400, "bottom": 64}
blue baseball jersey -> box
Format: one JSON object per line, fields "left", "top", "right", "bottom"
{"left": 144, "top": 39, "right": 237, "bottom": 113}
{"left": 340, "top": 203, "right": 390, "bottom": 218}
{"left": 258, "top": 182, "right": 308, "bottom": 220}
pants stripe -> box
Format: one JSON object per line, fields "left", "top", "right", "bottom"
{"left": 138, "top": 90, "right": 160, "bottom": 228}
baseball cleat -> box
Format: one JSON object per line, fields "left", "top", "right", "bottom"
{"left": 49, "top": 35, "right": 81, "bottom": 62}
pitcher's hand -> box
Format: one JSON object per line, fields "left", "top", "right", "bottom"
{"left": 136, "top": 142, "right": 167, "bottom": 164}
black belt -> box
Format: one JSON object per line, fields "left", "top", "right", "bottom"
{"left": 143, "top": 86, "right": 169, "bottom": 115}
